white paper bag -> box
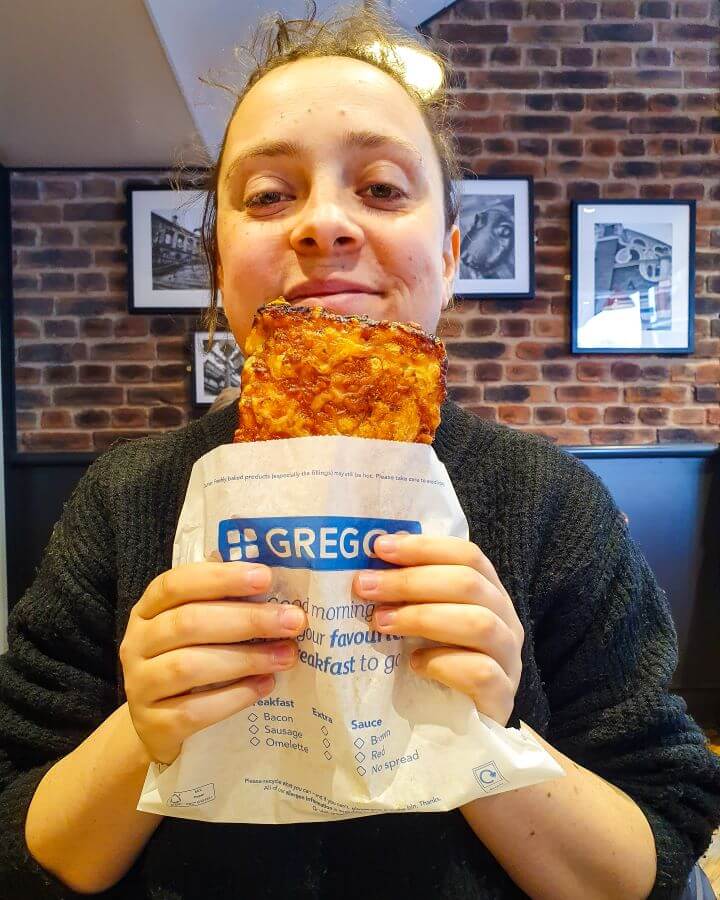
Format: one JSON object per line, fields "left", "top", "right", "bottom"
{"left": 137, "top": 436, "right": 564, "bottom": 823}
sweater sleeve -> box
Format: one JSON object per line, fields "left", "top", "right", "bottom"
{"left": 0, "top": 459, "right": 120, "bottom": 898}
{"left": 531, "top": 453, "right": 720, "bottom": 900}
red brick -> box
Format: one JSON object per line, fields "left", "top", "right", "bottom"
{"left": 516, "top": 341, "right": 568, "bottom": 360}
{"left": 75, "top": 408, "right": 111, "bottom": 429}
{"left": 81, "top": 178, "right": 117, "bottom": 199}
{"left": 446, "top": 363, "right": 468, "bottom": 383}
{"left": 604, "top": 406, "right": 637, "bottom": 424}
{"left": 510, "top": 24, "right": 582, "bottom": 42}
{"left": 671, "top": 408, "right": 705, "bottom": 425}
{"left": 22, "top": 431, "right": 92, "bottom": 452}
{"left": 92, "top": 430, "right": 154, "bottom": 452}
{"left": 39, "top": 226, "right": 73, "bottom": 246}
{"left": 53, "top": 386, "right": 123, "bottom": 406}
{"left": 76, "top": 274, "right": 107, "bottom": 294}
{"left": 11, "top": 179, "right": 39, "bottom": 200}
{"left": 567, "top": 406, "right": 602, "bottom": 425}
{"left": 43, "top": 365, "right": 77, "bottom": 385}
{"left": 505, "top": 364, "right": 540, "bottom": 381}
{"left": 114, "top": 318, "right": 150, "bottom": 338}
{"left": 526, "top": 48, "right": 558, "bottom": 66}
{"left": 658, "top": 427, "right": 720, "bottom": 443}
{"left": 542, "top": 363, "right": 574, "bottom": 380}
{"left": 527, "top": 427, "right": 590, "bottom": 444}
{"left": 90, "top": 341, "right": 155, "bottom": 361}
{"left": 437, "top": 23, "right": 508, "bottom": 41}
{"left": 534, "top": 406, "right": 566, "bottom": 424}
{"left": 79, "top": 364, "right": 112, "bottom": 383}
{"left": 488, "top": 385, "right": 553, "bottom": 402}
{"left": 473, "top": 362, "right": 504, "bottom": 381}
{"left": 44, "top": 319, "right": 78, "bottom": 338}
{"left": 149, "top": 407, "right": 185, "bottom": 428}
{"left": 14, "top": 319, "right": 41, "bottom": 339}
{"left": 127, "top": 386, "right": 187, "bottom": 405}
{"left": 498, "top": 405, "right": 531, "bottom": 425}
{"left": 13, "top": 205, "right": 62, "bottom": 224}
{"left": 499, "top": 318, "right": 530, "bottom": 337}
{"left": 465, "top": 405, "right": 498, "bottom": 421}
{"left": 598, "top": 47, "right": 632, "bottom": 67}
{"left": 81, "top": 318, "right": 113, "bottom": 338}
{"left": 39, "top": 179, "right": 77, "bottom": 200}
{"left": 590, "top": 428, "right": 656, "bottom": 444}
{"left": 696, "top": 364, "right": 720, "bottom": 383}
{"left": 638, "top": 407, "right": 669, "bottom": 425}
{"left": 624, "top": 386, "right": 689, "bottom": 403}
{"left": 557, "top": 385, "right": 619, "bottom": 402}
{"left": 449, "top": 386, "right": 483, "bottom": 404}
{"left": 15, "top": 366, "right": 41, "bottom": 384}
{"left": 41, "top": 410, "right": 72, "bottom": 429}
{"left": 111, "top": 408, "right": 149, "bottom": 428}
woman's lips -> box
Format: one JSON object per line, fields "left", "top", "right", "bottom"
{"left": 289, "top": 291, "right": 380, "bottom": 315}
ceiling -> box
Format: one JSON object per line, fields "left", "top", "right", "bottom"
{"left": 0, "top": 0, "right": 450, "bottom": 169}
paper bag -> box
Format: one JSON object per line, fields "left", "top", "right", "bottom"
{"left": 137, "top": 436, "right": 564, "bottom": 823}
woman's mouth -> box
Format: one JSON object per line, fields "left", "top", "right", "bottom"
{"left": 289, "top": 291, "right": 380, "bottom": 314}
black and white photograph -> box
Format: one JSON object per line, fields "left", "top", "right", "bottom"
{"left": 192, "top": 330, "right": 243, "bottom": 406}
{"left": 571, "top": 200, "right": 695, "bottom": 354}
{"left": 128, "top": 185, "right": 218, "bottom": 313}
{"left": 453, "top": 176, "right": 534, "bottom": 299}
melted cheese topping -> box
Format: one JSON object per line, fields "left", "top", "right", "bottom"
{"left": 233, "top": 298, "right": 447, "bottom": 444}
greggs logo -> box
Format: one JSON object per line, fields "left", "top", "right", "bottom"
{"left": 218, "top": 516, "right": 421, "bottom": 570}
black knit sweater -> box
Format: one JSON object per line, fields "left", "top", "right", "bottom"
{"left": 1, "top": 399, "right": 719, "bottom": 899}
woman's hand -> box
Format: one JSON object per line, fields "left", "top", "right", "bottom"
{"left": 120, "top": 562, "right": 306, "bottom": 765}
{"left": 353, "top": 535, "right": 524, "bottom": 727}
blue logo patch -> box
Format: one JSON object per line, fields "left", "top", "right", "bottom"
{"left": 218, "top": 516, "right": 422, "bottom": 570}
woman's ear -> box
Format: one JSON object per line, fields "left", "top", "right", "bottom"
{"left": 441, "top": 223, "right": 460, "bottom": 311}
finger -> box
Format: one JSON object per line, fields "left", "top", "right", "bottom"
{"left": 373, "top": 534, "right": 509, "bottom": 597}
{"left": 153, "top": 673, "right": 276, "bottom": 746}
{"left": 373, "top": 603, "right": 521, "bottom": 685}
{"left": 355, "top": 563, "right": 520, "bottom": 636}
{"left": 142, "top": 600, "right": 306, "bottom": 658}
{"left": 141, "top": 641, "right": 298, "bottom": 702}
{"left": 136, "top": 561, "right": 272, "bottom": 620}
{"left": 410, "top": 647, "right": 516, "bottom": 727}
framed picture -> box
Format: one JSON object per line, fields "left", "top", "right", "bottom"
{"left": 127, "top": 184, "right": 218, "bottom": 313}
{"left": 453, "top": 176, "right": 535, "bottom": 299}
{"left": 191, "top": 330, "right": 243, "bottom": 407}
{"left": 571, "top": 200, "right": 695, "bottom": 355}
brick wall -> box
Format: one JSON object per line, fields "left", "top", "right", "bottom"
{"left": 8, "top": 0, "right": 720, "bottom": 453}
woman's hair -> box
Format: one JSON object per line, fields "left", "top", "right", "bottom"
{"left": 180, "top": 0, "right": 462, "bottom": 346}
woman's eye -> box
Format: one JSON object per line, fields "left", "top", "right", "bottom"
{"left": 244, "top": 190, "right": 288, "bottom": 208}
{"left": 363, "top": 183, "right": 405, "bottom": 202}
{"left": 243, "top": 182, "right": 406, "bottom": 210}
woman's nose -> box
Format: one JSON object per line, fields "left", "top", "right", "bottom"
{"left": 289, "top": 186, "right": 365, "bottom": 255}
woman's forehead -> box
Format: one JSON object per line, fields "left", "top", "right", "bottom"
{"left": 228, "top": 55, "right": 431, "bottom": 152}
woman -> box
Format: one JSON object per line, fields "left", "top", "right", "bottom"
{"left": 2, "top": 3, "right": 719, "bottom": 898}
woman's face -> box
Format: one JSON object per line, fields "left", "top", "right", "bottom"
{"left": 215, "top": 54, "right": 460, "bottom": 347}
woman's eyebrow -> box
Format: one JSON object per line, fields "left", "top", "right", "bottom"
{"left": 224, "top": 129, "right": 423, "bottom": 183}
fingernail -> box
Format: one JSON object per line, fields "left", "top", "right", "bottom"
{"left": 358, "top": 573, "right": 379, "bottom": 592}
{"left": 273, "top": 643, "right": 295, "bottom": 665}
{"left": 375, "top": 535, "right": 397, "bottom": 553}
{"left": 254, "top": 674, "right": 275, "bottom": 694}
{"left": 280, "top": 607, "right": 304, "bottom": 629}
{"left": 247, "top": 566, "right": 269, "bottom": 589}
{"left": 375, "top": 607, "right": 396, "bottom": 627}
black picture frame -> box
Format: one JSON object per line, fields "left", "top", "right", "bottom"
{"left": 191, "top": 330, "right": 243, "bottom": 407}
{"left": 571, "top": 199, "right": 695, "bottom": 355}
{"left": 453, "top": 175, "right": 535, "bottom": 300}
{"left": 127, "top": 183, "right": 214, "bottom": 315}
